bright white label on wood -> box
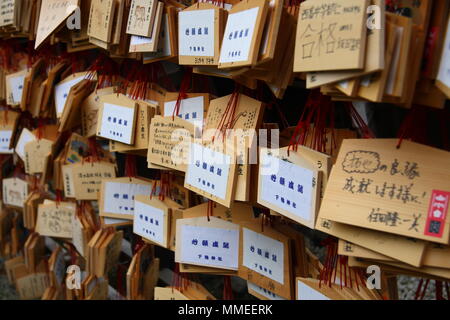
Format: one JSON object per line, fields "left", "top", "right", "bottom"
{"left": 103, "top": 182, "right": 151, "bottom": 216}
{"left": 133, "top": 200, "right": 165, "bottom": 246}
{"left": 247, "top": 281, "right": 286, "bottom": 300}
{"left": 143, "top": 14, "right": 171, "bottom": 61}
{"left": 7, "top": 73, "right": 25, "bottom": 105}
{"left": 185, "top": 143, "right": 232, "bottom": 200}
{"left": 0, "top": 130, "right": 13, "bottom": 153}
{"left": 179, "top": 224, "right": 239, "bottom": 269}
{"left": 179, "top": 9, "right": 215, "bottom": 57}
{"left": 54, "top": 76, "right": 85, "bottom": 116}
{"left": 437, "top": 18, "right": 450, "bottom": 88}
{"left": 164, "top": 96, "right": 204, "bottom": 127}
{"left": 98, "top": 103, "right": 136, "bottom": 144}
{"left": 297, "top": 280, "right": 330, "bottom": 300}
{"left": 243, "top": 228, "right": 284, "bottom": 284}
{"left": 259, "top": 151, "right": 315, "bottom": 222}
{"left": 219, "top": 7, "right": 259, "bottom": 63}
{"left": 15, "top": 128, "right": 36, "bottom": 161}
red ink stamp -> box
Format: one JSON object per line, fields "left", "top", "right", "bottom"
{"left": 424, "top": 190, "right": 450, "bottom": 238}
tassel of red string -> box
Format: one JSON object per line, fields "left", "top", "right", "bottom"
{"left": 319, "top": 237, "right": 338, "bottom": 288}
{"left": 288, "top": 90, "right": 335, "bottom": 156}
{"left": 414, "top": 278, "right": 430, "bottom": 300}
{"left": 223, "top": 276, "right": 234, "bottom": 300}
{"left": 345, "top": 102, "right": 375, "bottom": 139}
{"left": 159, "top": 172, "right": 171, "bottom": 201}
{"left": 212, "top": 85, "right": 240, "bottom": 142}
{"left": 206, "top": 200, "right": 214, "bottom": 222}
{"left": 172, "top": 263, "right": 189, "bottom": 293}
{"left": 396, "top": 105, "right": 429, "bottom": 149}
{"left": 172, "top": 67, "right": 193, "bottom": 120}
{"left": 87, "top": 137, "right": 100, "bottom": 163}
{"left": 124, "top": 154, "right": 137, "bottom": 180}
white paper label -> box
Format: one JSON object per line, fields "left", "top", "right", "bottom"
{"left": 164, "top": 96, "right": 204, "bottom": 127}
{"left": 179, "top": 9, "right": 215, "bottom": 57}
{"left": 260, "top": 151, "right": 314, "bottom": 222}
{"left": 54, "top": 76, "right": 85, "bottom": 115}
{"left": 219, "top": 7, "right": 259, "bottom": 63}
{"left": 143, "top": 14, "right": 171, "bottom": 61}
{"left": 15, "top": 128, "right": 36, "bottom": 162}
{"left": 0, "top": 130, "right": 13, "bottom": 153}
{"left": 98, "top": 103, "right": 136, "bottom": 144}
{"left": 8, "top": 73, "right": 25, "bottom": 105}
{"left": 247, "top": 281, "right": 286, "bottom": 300}
{"left": 185, "top": 143, "right": 232, "bottom": 200}
{"left": 179, "top": 224, "right": 239, "bottom": 269}
{"left": 242, "top": 228, "right": 284, "bottom": 284}
{"left": 297, "top": 280, "right": 330, "bottom": 300}
{"left": 130, "top": 35, "right": 153, "bottom": 46}
{"left": 437, "top": 18, "right": 450, "bottom": 88}
{"left": 133, "top": 200, "right": 165, "bottom": 246}
{"left": 103, "top": 182, "right": 151, "bottom": 216}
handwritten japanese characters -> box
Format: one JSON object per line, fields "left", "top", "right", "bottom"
{"left": 294, "top": 0, "right": 369, "bottom": 72}
{"left": 35, "top": 0, "right": 79, "bottom": 49}
{"left": 258, "top": 148, "right": 320, "bottom": 228}
{"left": 81, "top": 87, "right": 116, "bottom": 138}
{"left": 97, "top": 94, "right": 137, "bottom": 145}
{"left": 242, "top": 228, "right": 284, "bottom": 284}
{"left": 184, "top": 142, "right": 236, "bottom": 207}
{"left": 35, "top": 201, "right": 76, "bottom": 238}
{"left": 319, "top": 139, "right": 450, "bottom": 243}
{"left": 100, "top": 178, "right": 152, "bottom": 219}
{"left": 70, "top": 162, "right": 117, "bottom": 200}
{"left": 2, "top": 177, "right": 28, "bottom": 208}
{"left": 176, "top": 216, "right": 239, "bottom": 270}
{"left": 147, "top": 115, "right": 195, "bottom": 172}
{"left": 24, "top": 139, "right": 53, "bottom": 174}
{"left": 0, "top": 0, "right": 16, "bottom": 27}
{"left": 87, "top": 0, "right": 115, "bottom": 43}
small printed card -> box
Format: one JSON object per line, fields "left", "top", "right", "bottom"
{"left": 99, "top": 177, "right": 153, "bottom": 220}
{"left": 184, "top": 142, "right": 236, "bottom": 207}
{"left": 176, "top": 216, "right": 240, "bottom": 270}
{"left": 97, "top": 94, "right": 137, "bottom": 145}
